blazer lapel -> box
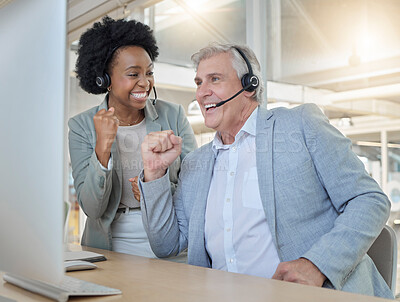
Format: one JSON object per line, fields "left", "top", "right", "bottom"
{"left": 144, "top": 99, "right": 162, "bottom": 133}
{"left": 256, "top": 106, "right": 280, "bottom": 254}
{"left": 188, "top": 144, "right": 216, "bottom": 266}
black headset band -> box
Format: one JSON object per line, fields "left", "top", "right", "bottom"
{"left": 233, "top": 47, "right": 254, "bottom": 77}
{"left": 232, "top": 46, "right": 259, "bottom": 92}
{"left": 102, "top": 45, "right": 121, "bottom": 75}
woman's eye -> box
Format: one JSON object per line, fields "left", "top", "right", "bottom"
{"left": 128, "top": 73, "right": 138, "bottom": 77}
{"left": 147, "top": 71, "right": 154, "bottom": 76}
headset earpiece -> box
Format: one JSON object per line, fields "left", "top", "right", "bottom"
{"left": 233, "top": 47, "right": 259, "bottom": 92}
{"left": 96, "top": 72, "right": 111, "bottom": 89}
{"left": 241, "top": 74, "right": 259, "bottom": 92}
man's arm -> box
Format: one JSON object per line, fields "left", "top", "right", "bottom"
{"left": 139, "top": 170, "right": 188, "bottom": 257}
{"left": 139, "top": 130, "right": 188, "bottom": 257}
{"left": 281, "top": 104, "right": 390, "bottom": 289}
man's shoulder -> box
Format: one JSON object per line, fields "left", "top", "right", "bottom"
{"left": 262, "top": 103, "right": 324, "bottom": 130}
{"left": 268, "top": 103, "right": 320, "bottom": 117}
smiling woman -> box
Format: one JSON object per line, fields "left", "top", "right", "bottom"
{"left": 68, "top": 16, "right": 197, "bottom": 260}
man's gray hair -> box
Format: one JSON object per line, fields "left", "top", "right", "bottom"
{"left": 191, "top": 43, "right": 264, "bottom": 104}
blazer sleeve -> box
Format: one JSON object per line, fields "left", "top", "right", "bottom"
{"left": 68, "top": 117, "right": 113, "bottom": 219}
{"left": 139, "top": 104, "right": 195, "bottom": 257}
{"left": 299, "top": 104, "right": 391, "bottom": 290}
{"left": 139, "top": 169, "right": 188, "bottom": 258}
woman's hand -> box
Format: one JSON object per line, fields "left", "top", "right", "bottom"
{"left": 129, "top": 176, "right": 141, "bottom": 201}
{"left": 94, "top": 107, "right": 119, "bottom": 167}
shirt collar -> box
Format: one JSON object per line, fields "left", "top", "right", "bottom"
{"left": 212, "top": 106, "right": 258, "bottom": 154}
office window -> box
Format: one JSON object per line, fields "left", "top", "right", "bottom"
{"left": 146, "top": 0, "right": 246, "bottom": 67}
{"left": 352, "top": 139, "right": 382, "bottom": 184}
{"left": 388, "top": 131, "right": 400, "bottom": 212}
{"left": 267, "top": 0, "right": 400, "bottom": 90}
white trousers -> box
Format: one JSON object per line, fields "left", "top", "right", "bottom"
{"left": 111, "top": 208, "right": 156, "bottom": 258}
{"left": 111, "top": 208, "right": 187, "bottom": 263}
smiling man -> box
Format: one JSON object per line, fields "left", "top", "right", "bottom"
{"left": 139, "top": 43, "right": 393, "bottom": 299}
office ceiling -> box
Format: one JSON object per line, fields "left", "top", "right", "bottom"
{"left": 67, "top": 0, "right": 165, "bottom": 43}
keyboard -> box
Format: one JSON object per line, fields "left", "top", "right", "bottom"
{"left": 3, "top": 273, "right": 121, "bottom": 302}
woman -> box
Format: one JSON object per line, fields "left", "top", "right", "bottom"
{"left": 68, "top": 16, "right": 197, "bottom": 259}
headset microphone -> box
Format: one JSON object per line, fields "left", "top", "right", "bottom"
{"left": 214, "top": 47, "right": 259, "bottom": 108}
{"left": 152, "top": 86, "right": 158, "bottom": 105}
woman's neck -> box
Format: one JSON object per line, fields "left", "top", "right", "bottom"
{"left": 108, "top": 97, "right": 143, "bottom": 126}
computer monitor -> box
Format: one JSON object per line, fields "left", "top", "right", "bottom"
{"left": 0, "top": 0, "right": 67, "bottom": 284}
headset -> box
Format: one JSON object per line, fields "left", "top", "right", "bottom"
{"left": 95, "top": 45, "right": 120, "bottom": 89}
{"left": 215, "top": 46, "right": 259, "bottom": 107}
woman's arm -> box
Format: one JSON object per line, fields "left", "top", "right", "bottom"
{"left": 68, "top": 116, "right": 114, "bottom": 219}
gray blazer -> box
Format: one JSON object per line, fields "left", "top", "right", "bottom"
{"left": 140, "top": 103, "right": 393, "bottom": 299}
{"left": 68, "top": 96, "right": 197, "bottom": 250}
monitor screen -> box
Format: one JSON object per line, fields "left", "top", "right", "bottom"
{"left": 0, "top": 0, "right": 67, "bottom": 283}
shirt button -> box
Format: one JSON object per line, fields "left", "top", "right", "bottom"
{"left": 230, "top": 171, "right": 234, "bottom": 176}
{"left": 230, "top": 258, "right": 234, "bottom": 263}
{"left": 226, "top": 198, "right": 231, "bottom": 203}
{"left": 232, "top": 146, "right": 237, "bottom": 152}
{"left": 226, "top": 228, "right": 231, "bottom": 232}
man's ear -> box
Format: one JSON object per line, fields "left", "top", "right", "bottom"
{"left": 243, "top": 90, "right": 256, "bottom": 99}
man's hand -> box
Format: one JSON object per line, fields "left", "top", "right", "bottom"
{"left": 141, "top": 130, "right": 182, "bottom": 182}
{"left": 272, "top": 258, "right": 326, "bottom": 287}
{"left": 94, "top": 107, "right": 119, "bottom": 167}
{"left": 129, "top": 176, "right": 140, "bottom": 201}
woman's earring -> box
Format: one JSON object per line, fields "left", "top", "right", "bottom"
{"left": 107, "top": 86, "right": 111, "bottom": 92}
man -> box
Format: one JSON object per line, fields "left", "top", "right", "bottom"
{"left": 138, "top": 43, "right": 392, "bottom": 298}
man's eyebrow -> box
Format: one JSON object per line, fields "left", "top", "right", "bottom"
{"left": 208, "top": 72, "right": 222, "bottom": 78}
{"left": 194, "top": 73, "right": 223, "bottom": 82}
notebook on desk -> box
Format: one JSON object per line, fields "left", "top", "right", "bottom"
{"left": 64, "top": 251, "right": 107, "bottom": 263}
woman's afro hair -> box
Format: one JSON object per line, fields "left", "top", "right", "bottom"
{"left": 75, "top": 16, "right": 159, "bottom": 94}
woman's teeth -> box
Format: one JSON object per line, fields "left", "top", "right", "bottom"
{"left": 131, "top": 92, "right": 147, "bottom": 98}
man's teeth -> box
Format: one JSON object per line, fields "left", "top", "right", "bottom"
{"left": 205, "top": 104, "right": 217, "bottom": 109}
{"left": 131, "top": 92, "right": 147, "bottom": 98}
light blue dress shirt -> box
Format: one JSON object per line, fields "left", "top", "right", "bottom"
{"left": 205, "top": 107, "right": 281, "bottom": 278}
